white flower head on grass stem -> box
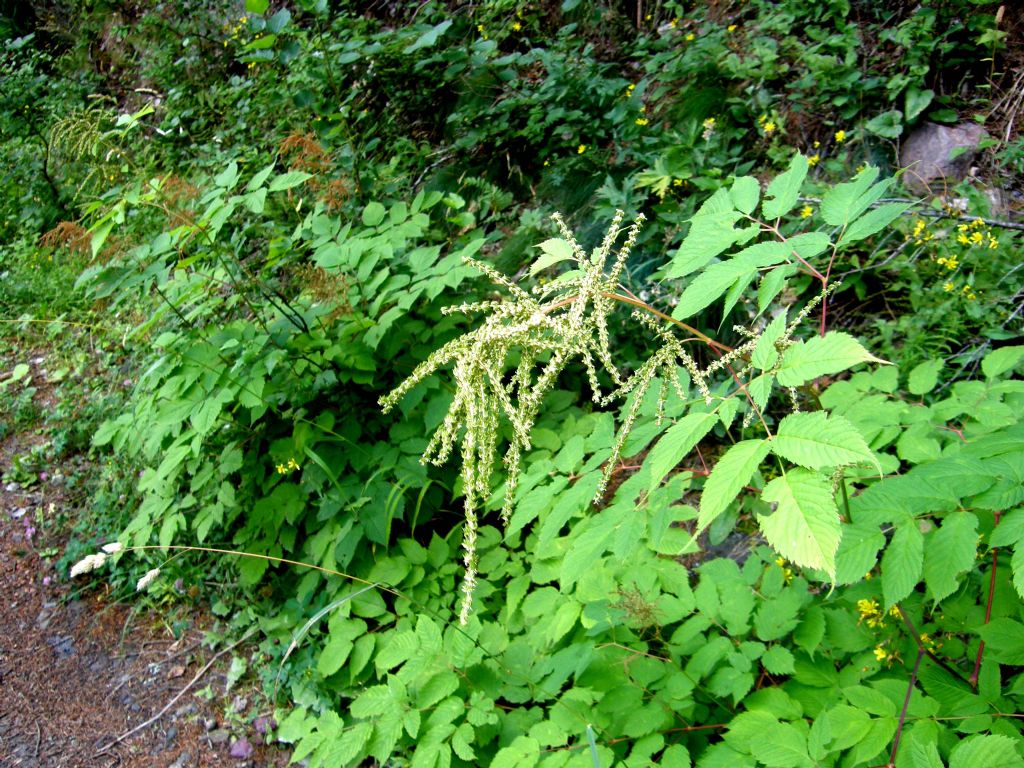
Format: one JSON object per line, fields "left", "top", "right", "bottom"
{"left": 69, "top": 552, "right": 107, "bottom": 578}
{"left": 136, "top": 568, "right": 161, "bottom": 591}
{"left": 101, "top": 542, "right": 124, "bottom": 554}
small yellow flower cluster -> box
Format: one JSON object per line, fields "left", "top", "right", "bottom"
{"left": 757, "top": 114, "right": 777, "bottom": 136}
{"left": 873, "top": 644, "right": 898, "bottom": 665}
{"left": 222, "top": 15, "right": 249, "bottom": 46}
{"left": 727, "top": 24, "right": 738, "bottom": 32}
{"left": 800, "top": 205, "right": 813, "bottom": 218}
{"left": 908, "top": 218, "right": 933, "bottom": 245}
{"left": 625, "top": 83, "right": 635, "bottom": 97}
{"left": 961, "top": 283, "right": 978, "bottom": 301}
{"left": 477, "top": 23, "right": 488, "bottom": 40}
{"left": 276, "top": 457, "right": 300, "bottom": 475}
{"left": 955, "top": 218, "right": 998, "bottom": 249}
{"left": 935, "top": 254, "right": 958, "bottom": 270}
{"left": 919, "top": 632, "right": 943, "bottom": 652}
{"left": 635, "top": 117, "right": 649, "bottom": 126}
{"left": 702, "top": 117, "right": 716, "bottom": 140}
{"left": 856, "top": 598, "right": 889, "bottom": 628}
{"left": 669, "top": 18, "right": 679, "bottom": 28}
{"left": 774, "top": 557, "right": 794, "bottom": 584}
{"left": 512, "top": 21, "right": 522, "bottom": 31}
{"left": 835, "top": 129, "right": 847, "bottom": 143}
{"left": 807, "top": 153, "right": 820, "bottom": 167}
{"left": 577, "top": 144, "right": 587, "bottom": 154}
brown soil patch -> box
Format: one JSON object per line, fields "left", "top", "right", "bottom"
{"left": 0, "top": 432, "right": 288, "bottom": 767}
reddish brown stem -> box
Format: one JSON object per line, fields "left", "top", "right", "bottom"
{"left": 887, "top": 649, "right": 925, "bottom": 767}
{"left": 970, "top": 510, "right": 1002, "bottom": 688}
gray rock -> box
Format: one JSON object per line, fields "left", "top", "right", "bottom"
{"left": 169, "top": 751, "right": 194, "bottom": 768}
{"left": 900, "top": 122, "right": 988, "bottom": 195}
{"left": 208, "top": 728, "right": 231, "bottom": 745}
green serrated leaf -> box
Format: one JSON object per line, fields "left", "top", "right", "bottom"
{"left": 762, "top": 154, "right": 809, "bottom": 220}
{"left": 245, "top": 162, "right": 275, "bottom": 191}
{"left": 771, "top": 412, "right": 877, "bottom": 471}
{"left": 529, "top": 238, "right": 576, "bottom": 276}
{"left": 731, "top": 175, "right": 761, "bottom": 215}
{"left": 696, "top": 439, "right": 770, "bottom": 536}
{"left": 908, "top": 359, "right": 943, "bottom": 395}
{"left": 268, "top": 171, "right": 313, "bottom": 192}
{"left": 762, "top": 645, "right": 796, "bottom": 675}
{"left": 949, "top": 734, "right": 1024, "bottom": 768}
{"left": 881, "top": 521, "right": 923, "bottom": 608}
{"left": 839, "top": 202, "right": 912, "bottom": 245}
{"left": 981, "top": 346, "right": 1024, "bottom": 379}
{"left": 405, "top": 19, "right": 453, "bottom": 53}
{"left": 643, "top": 412, "right": 719, "bottom": 492}
{"left": 1012, "top": 545, "right": 1024, "bottom": 600}
{"left": 758, "top": 264, "right": 798, "bottom": 315}
{"left": 923, "top": 512, "right": 978, "bottom": 603}
{"left": 674, "top": 240, "right": 793, "bottom": 320}
{"left": 776, "top": 331, "right": 886, "bottom": 387}
{"left": 820, "top": 167, "right": 881, "bottom": 227}
{"left": 750, "top": 722, "right": 813, "bottom": 768}
{"left": 977, "top": 618, "right": 1024, "bottom": 665}
{"left": 362, "top": 201, "right": 387, "bottom": 227}
{"left": 760, "top": 469, "right": 841, "bottom": 578}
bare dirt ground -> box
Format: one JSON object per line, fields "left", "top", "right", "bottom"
{"left": 0, "top": 430, "right": 288, "bottom": 767}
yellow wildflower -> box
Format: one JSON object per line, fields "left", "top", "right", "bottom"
{"left": 873, "top": 646, "right": 887, "bottom": 661}
{"left": 727, "top": 24, "right": 737, "bottom": 32}
{"left": 577, "top": 144, "right": 587, "bottom": 154}
{"left": 512, "top": 21, "right": 522, "bottom": 31}
{"left": 835, "top": 129, "right": 847, "bottom": 143}
{"left": 943, "top": 282, "right": 954, "bottom": 292}
{"left": 970, "top": 231, "right": 984, "bottom": 244}
{"left": 672, "top": 178, "right": 684, "bottom": 187}
{"left": 635, "top": 117, "right": 649, "bottom": 126}
{"left": 685, "top": 32, "right": 696, "bottom": 41}
{"left": 762, "top": 121, "right": 776, "bottom": 135}
{"left": 807, "top": 154, "right": 820, "bottom": 167}
{"left": 800, "top": 205, "right": 813, "bottom": 218}
{"left": 957, "top": 234, "right": 970, "bottom": 245}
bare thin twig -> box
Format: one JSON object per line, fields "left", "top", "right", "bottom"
{"left": 94, "top": 629, "right": 257, "bottom": 755}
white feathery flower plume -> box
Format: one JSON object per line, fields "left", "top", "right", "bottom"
{"left": 136, "top": 568, "right": 161, "bottom": 591}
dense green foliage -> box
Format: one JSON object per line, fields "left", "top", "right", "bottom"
{"left": 2, "top": 1, "right": 1023, "bottom": 766}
